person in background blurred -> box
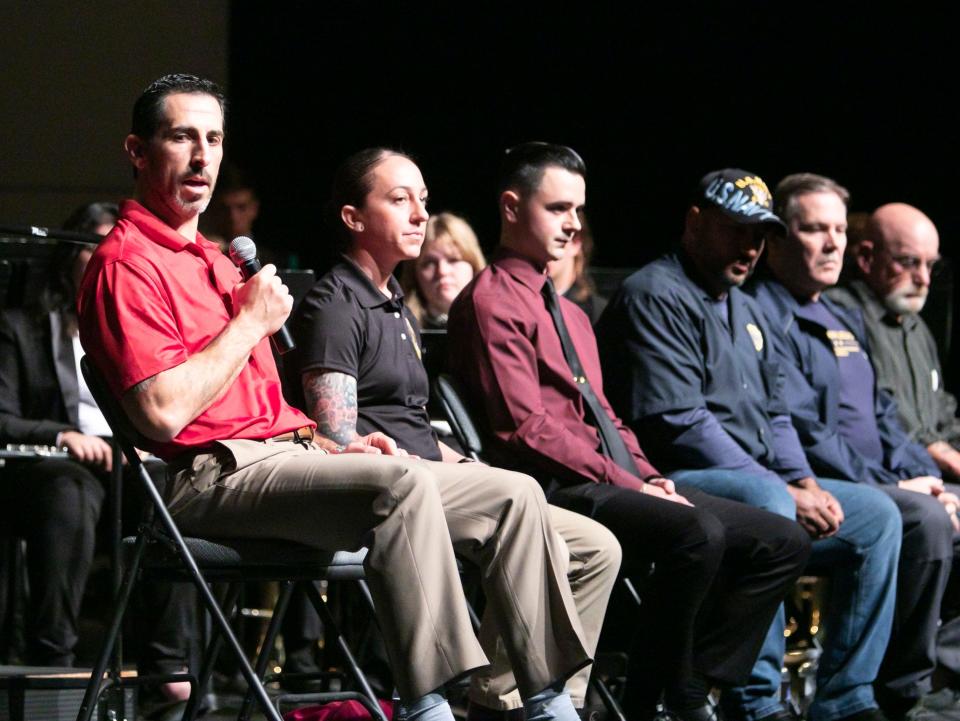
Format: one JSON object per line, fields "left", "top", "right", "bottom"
{"left": 0, "top": 202, "right": 195, "bottom": 714}
{"left": 0, "top": 204, "right": 114, "bottom": 667}
{"left": 401, "top": 212, "right": 486, "bottom": 329}
{"left": 61, "top": 201, "right": 120, "bottom": 237}
{"left": 548, "top": 213, "right": 607, "bottom": 324}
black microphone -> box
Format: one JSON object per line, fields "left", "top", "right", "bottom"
{"left": 229, "top": 235, "right": 296, "bottom": 355}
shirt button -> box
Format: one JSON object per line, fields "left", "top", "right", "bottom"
{"left": 394, "top": 312, "right": 400, "bottom": 318}
{"left": 742, "top": 383, "right": 748, "bottom": 390}
{"left": 401, "top": 333, "right": 407, "bottom": 340}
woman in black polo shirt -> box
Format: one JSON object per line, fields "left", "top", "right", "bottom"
{"left": 287, "top": 147, "right": 621, "bottom": 721}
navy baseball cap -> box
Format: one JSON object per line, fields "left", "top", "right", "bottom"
{"left": 697, "top": 169, "right": 785, "bottom": 230}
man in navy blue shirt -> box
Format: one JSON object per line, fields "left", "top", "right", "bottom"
{"left": 596, "top": 169, "right": 902, "bottom": 721}
{"left": 749, "top": 172, "right": 959, "bottom": 721}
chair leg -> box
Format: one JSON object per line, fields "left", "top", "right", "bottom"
{"left": 76, "top": 533, "right": 148, "bottom": 721}
{"left": 303, "top": 581, "right": 387, "bottom": 721}
{"left": 137, "top": 465, "right": 285, "bottom": 721}
{"left": 237, "top": 580, "right": 297, "bottom": 721}
{"left": 356, "top": 578, "right": 377, "bottom": 617}
{"left": 182, "top": 582, "right": 244, "bottom": 721}
{"left": 590, "top": 674, "right": 628, "bottom": 721}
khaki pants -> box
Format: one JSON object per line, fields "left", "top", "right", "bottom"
{"left": 470, "top": 505, "right": 621, "bottom": 710}
{"left": 166, "top": 439, "right": 591, "bottom": 701}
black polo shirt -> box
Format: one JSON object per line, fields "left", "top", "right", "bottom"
{"left": 288, "top": 257, "right": 440, "bottom": 460}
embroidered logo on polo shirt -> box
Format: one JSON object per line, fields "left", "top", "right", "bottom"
{"left": 746, "top": 323, "right": 764, "bottom": 352}
{"left": 826, "top": 329, "right": 862, "bottom": 358}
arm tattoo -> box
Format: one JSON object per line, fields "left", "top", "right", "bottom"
{"left": 302, "top": 370, "right": 359, "bottom": 445}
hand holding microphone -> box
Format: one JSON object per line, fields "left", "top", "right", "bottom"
{"left": 229, "top": 236, "right": 296, "bottom": 354}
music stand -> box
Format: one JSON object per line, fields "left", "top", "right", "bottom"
{"left": 0, "top": 227, "right": 99, "bottom": 309}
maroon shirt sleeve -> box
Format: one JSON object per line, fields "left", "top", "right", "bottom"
{"left": 459, "top": 285, "right": 658, "bottom": 488}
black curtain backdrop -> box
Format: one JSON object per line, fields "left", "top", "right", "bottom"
{"left": 226, "top": 2, "right": 960, "bottom": 368}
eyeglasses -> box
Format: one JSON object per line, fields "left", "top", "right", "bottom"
{"left": 890, "top": 254, "right": 940, "bottom": 274}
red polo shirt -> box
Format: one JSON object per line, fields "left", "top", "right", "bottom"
{"left": 77, "top": 200, "right": 311, "bottom": 460}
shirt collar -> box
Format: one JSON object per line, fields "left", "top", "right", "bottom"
{"left": 119, "top": 199, "right": 223, "bottom": 262}
{"left": 846, "top": 279, "right": 917, "bottom": 329}
{"left": 675, "top": 251, "right": 723, "bottom": 303}
{"left": 491, "top": 247, "right": 549, "bottom": 294}
{"left": 335, "top": 255, "right": 404, "bottom": 309}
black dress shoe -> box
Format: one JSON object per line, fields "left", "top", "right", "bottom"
{"left": 658, "top": 703, "right": 722, "bottom": 721}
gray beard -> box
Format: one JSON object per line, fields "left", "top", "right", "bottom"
{"left": 883, "top": 287, "right": 927, "bottom": 315}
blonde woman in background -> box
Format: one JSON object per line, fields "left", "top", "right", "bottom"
{"left": 401, "top": 212, "right": 486, "bottom": 328}
{"left": 548, "top": 213, "right": 608, "bottom": 324}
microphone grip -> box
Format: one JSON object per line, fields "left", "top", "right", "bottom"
{"left": 238, "top": 258, "right": 296, "bottom": 355}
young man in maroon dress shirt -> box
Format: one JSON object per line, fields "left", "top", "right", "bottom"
{"left": 447, "top": 142, "right": 811, "bottom": 721}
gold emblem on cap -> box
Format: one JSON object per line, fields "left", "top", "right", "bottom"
{"left": 746, "top": 323, "right": 764, "bottom": 352}
{"left": 735, "top": 176, "right": 773, "bottom": 208}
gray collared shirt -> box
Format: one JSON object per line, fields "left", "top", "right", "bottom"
{"left": 827, "top": 280, "right": 960, "bottom": 448}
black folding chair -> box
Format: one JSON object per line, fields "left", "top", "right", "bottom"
{"left": 77, "top": 356, "right": 386, "bottom": 721}
{"left": 432, "top": 373, "right": 630, "bottom": 721}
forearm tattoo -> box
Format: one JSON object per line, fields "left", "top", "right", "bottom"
{"left": 302, "top": 370, "right": 359, "bottom": 445}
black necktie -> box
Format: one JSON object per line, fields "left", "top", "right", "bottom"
{"left": 541, "top": 278, "right": 640, "bottom": 477}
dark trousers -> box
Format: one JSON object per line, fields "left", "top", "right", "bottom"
{"left": 935, "top": 484, "right": 960, "bottom": 686}
{"left": 546, "top": 482, "right": 811, "bottom": 719}
{"left": 0, "top": 457, "right": 195, "bottom": 672}
{"left": 875, "top": 485, "right": 955, "bottom": 702}
{"left": 0, "top": 459, "right": 104, "bottom": 666}
{"left": 122, "top": 460, "right": 198, "bottom": 675}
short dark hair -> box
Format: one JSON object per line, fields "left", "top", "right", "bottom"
{"left": 131, "top": 73, "right": 226, "bottom": 141}
{"left": 773, "top": 173, "right": 850, "bottom": 226}
{"left": 62, "top": 201, "right": 119, "bottom": 235}
{"left": 327, "top": 147, "right": 414, "bottom": 250}
{"left": 498, "top": 142, "right": 586, "bottom": 196}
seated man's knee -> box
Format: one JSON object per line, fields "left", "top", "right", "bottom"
{"left": 899, "top": 491, "right": 954, "bottom": 559}
{"left": 839, "top": 483, "right": 902, "bottom": 549}
{"left": 36, "top": 462, "right": 105, "bottom": 526}
{"left": 737, "top": 478, "right": 796, "bottom": 519}
{"left": 675, "top": 509, "right": 726, "bottom": 568}
{"left": 675, "top": 470, "right": 795, "bottom": 518}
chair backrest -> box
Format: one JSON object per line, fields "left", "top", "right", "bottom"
{"left": 432, "top": 373, "right": 485, "bottom": 462}
{"left": 79, "top": 355, "right": 149, "bottom": 467}
{"left": 278, "top": 268, "right": 317, "bottom": 314}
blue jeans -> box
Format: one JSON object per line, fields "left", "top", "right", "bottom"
{"left": 672, "top": 470, "right": 901, "bottom": 721}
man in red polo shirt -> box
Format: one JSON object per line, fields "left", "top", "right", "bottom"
{"left": 77, "top": 75, "right": 595, "bottom": 721}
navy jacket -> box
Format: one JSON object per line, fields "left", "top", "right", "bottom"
{"left": 597, "top": 253, "right": 813, "bottom": 482}
{"left": 749, "top": 278, "right": 939, "bottom": 484}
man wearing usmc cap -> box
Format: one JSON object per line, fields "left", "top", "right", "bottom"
{"left": 596, "top": 169, "right": 903, "bottom": 721}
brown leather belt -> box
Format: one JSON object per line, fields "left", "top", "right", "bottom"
{"left": 268, "top": 426, "right": 315, "bottom": 444}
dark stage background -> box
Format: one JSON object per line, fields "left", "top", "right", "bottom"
{"left": 227, "top": 3, "right": 959, "bottom": 370}
{"left": 227, "top": 4, "right": 957, "bottom": 265}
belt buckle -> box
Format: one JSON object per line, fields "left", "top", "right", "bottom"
{"left": 292, "top": 427, "right": 312, "bottom": 447}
